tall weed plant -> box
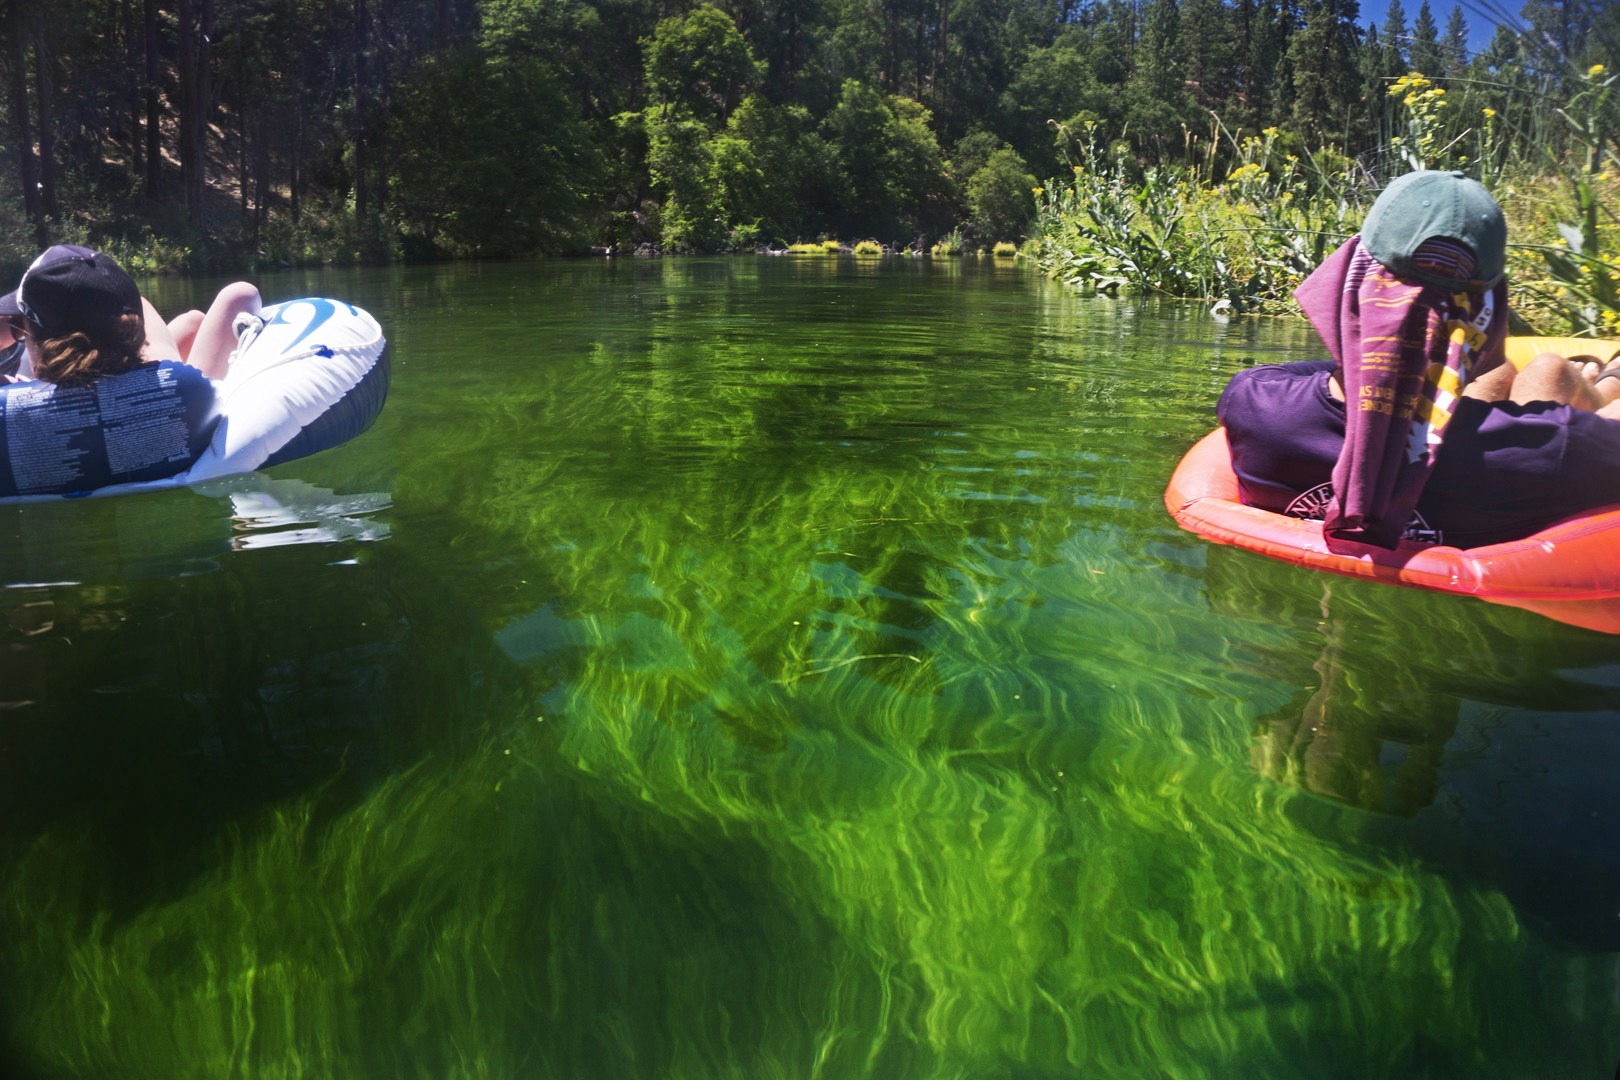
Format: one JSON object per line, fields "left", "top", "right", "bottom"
{"left": 1032, "top": 67, "right": 1620, "bottom": 336}
{"left": 1030, "top": 121, "right": 1361, "bottom": 315}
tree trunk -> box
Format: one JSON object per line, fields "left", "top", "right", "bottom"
{"left": 124, "top": 0, "right": 143, "bottom": 178}
{"left": 176, "top": 0, "right": 215, "bottom": 226}
{"left": 6, "top": 9, "right": 41, "bottom": 234}
{"left": 144, "top": 0, "right": 162, "bottom": 200}
{"left": 178, "top": 0, "right": 196, "bottom": 212}
{"left": 374, "top": 0, "right": 388, "bottom": 217}
{"left": 254, "top": 113, "right": 270, "bottom": 245}
{"left": 352, "top": 0, "right": 369, "bottom": 226}
{"left": 32, "top": 28, "right": 56, "bottom": 220}
{"left": 291, "top": 103, "right": 302, "bottom": 222}
{"left": 191, "top": 0, "right": 212, "bottom": 223}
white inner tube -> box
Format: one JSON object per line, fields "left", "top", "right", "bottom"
{"left": 0, "top": 297, "right": 388, "bottom": 502}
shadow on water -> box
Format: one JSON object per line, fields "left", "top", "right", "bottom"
{"left": 0, "top": 480, "right": 425, "bottom": 906}
{"left": 0, "top": 477, "right": 880, "bottom": 1080}
{"left": 1202, "top": 544, "right": 1620, "bottom": 951}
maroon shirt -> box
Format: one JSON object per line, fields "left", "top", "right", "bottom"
{"left": 1218, "top": 361, "right": 1620, "bottom": 549}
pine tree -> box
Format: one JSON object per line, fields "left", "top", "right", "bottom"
{"left": 1288, "top": 0, "right": 1361, "bottom": 141}
{"left": 1409, "top": 0, "right": 1443, "bottom": 75}
{"left": 1379, "top": 0, "right": 1407, "bottom": 75}
{"left": 1442, "top": 4, "right": 1468, "bottom": 76}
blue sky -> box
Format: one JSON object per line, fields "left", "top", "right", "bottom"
{"left": 1458, "top": 2, "right": 1516, "bottom": 52}
{"left": 1463, "top": 10, "right": 1512, "bottom": 53}
{"left": 1374, "top": 0, "right": 1522, "bottom": 55}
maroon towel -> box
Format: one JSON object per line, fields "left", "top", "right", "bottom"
{"left": 1292, "top": 236, "right": 1506, "bottom": 549}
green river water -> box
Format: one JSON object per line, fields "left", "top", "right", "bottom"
{"left": 0, "top": 256, "right": 1616, "bottom": 1078}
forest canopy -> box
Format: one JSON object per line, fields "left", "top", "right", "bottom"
{"left": 0, "top": 0, "right": 1614, "bottom": 267}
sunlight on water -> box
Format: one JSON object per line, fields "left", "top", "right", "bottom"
{"left": 1, "top": 259, "right": 1616, "bottom": 1079}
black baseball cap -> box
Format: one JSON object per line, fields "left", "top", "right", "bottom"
{"left": 0, "top": 245, "right": 142, "bottom": 338}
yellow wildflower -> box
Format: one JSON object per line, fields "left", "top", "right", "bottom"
{"left": 1483, "top": 108, "right": 1496, "bottom": 118}
{"left": 1590, "top": 64, "right": 1607, "bottom": 78}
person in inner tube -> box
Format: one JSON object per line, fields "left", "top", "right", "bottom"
{"left": 0, "top": 244, "right": 261, "bottom": 384}
{"left": 1217, "top": 170, "right": 1620, "bottom": 551}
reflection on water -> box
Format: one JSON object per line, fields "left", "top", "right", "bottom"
{"left": 1, "top": 259, "right": 1616, "bottom": 1079}
{"left": 220, "top": 478, "right": 392, "bottom": 549}
{"left": 0, "top": 476, "right": 391, "bottom": 587}
{"left": 1207, "top": 546, "right": 1620, "bottom": 950}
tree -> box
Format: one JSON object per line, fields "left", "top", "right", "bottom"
{"left": 1179, "top": 0, "right": 1238, "bottom": 113}
{"left": 1442, "top": 5, "right": 1468, "bottom": 76}
{"left": 644, "top": 5, "right": 761, "bottom": 125}
{"left": 964, "top": 146, "right": 1035, "bottom": 243}
{"left": 1288, "top": 0, "right": 1361, "bottom": 141}
{"left": 637, "top": 6, "right": 766, "bottom": 248}
{"left": 1230, "top": 0, "right": 1290, "bottom": 130}
{"left": 1125, "top": 0, "right": 1191, "bottom": 158}
{"left": 389, "top": 46, "right": 601, "bottom": 256}
{"left": 1378, "top": 0, "right": 1406, "bottom": 76}
{"left": 823, "top": 78, "right": 950, "bottom": 239}
{"left": 1409, "top": 0, "right": 1443, "bottom": 75}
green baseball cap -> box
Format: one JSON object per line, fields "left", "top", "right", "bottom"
{"left": 1361, "top": 170, "right": 1506, "bottom": 290}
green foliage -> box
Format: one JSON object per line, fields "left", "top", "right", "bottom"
{"left": 965, "top": 148, "right": 1037, "bottom": 245}
{"left": 931, "top": 229, "right": 964, "bottom": 256}
{"left": 0, "top": 0, "right": 1612, "bottom": 268}
{"left": 1381, "top": 62, "right": 1619, "bottom": 335}
{"left": 724, "top": 96, "right": 836, "bottom": 245}
{"left": 992, "top": 241, "right": 1018, "bottom": 257}
{"left": 389, "top": 47, "right": 602, "bottom": 257}
{"left": 951, "top": 131, "right": 1007, "bottom": 181}
{"left": 644, "top": 6, "right": 761, "bottom": 124}
{"left": 785, "top": 240, "right": 841, "bottom": 255}
{"left": 824, "top": 80, "right": 952, "bottom": 240}
{"left": 1030, "top": 120, "right": 1360, "bottom": 309}
{"left": 1032, "top": 59, "right": 1620, "bottom": 338}
{"left": 852, "top": 239, "right": 884, "bottom": 255}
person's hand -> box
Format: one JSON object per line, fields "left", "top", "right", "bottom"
{"left": 1569, "top": 355, "right": 1605, "bottom": 383}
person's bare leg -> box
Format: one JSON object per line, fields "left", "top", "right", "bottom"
{"left": 1509, "top": 353, "right": 1608, "bottom": 411}
{"left": 185, "top": 282, "right": 262, "bottom": 380}
{"left": 1587, "top": 357, "right": 1620, "bottom": 420}
{"left": 140, "top": 298, "right": 183, "bottom": 363}
{"left": 167, "top": 309, "right": 205, "bottom": 362}
{"left": 1461, "top": 357, "right": 1516, "bottom": 401}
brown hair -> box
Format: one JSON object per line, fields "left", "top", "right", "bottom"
{"left": 31, "top": 313, "right": 146, "bottom": 387}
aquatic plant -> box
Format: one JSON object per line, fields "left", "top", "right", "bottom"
{"left": 853, "top": 239, "right": 885, "bottom": 256}
{"left": 992, "top": 241, "right": 1018, "bottom": 258}
{"left": 1, "top": 259, "right": 1614, "bottom": 1079}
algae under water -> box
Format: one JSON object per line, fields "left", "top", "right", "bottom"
{"left": 0, "top": 256, "right": 1616, "bottom": 1078}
